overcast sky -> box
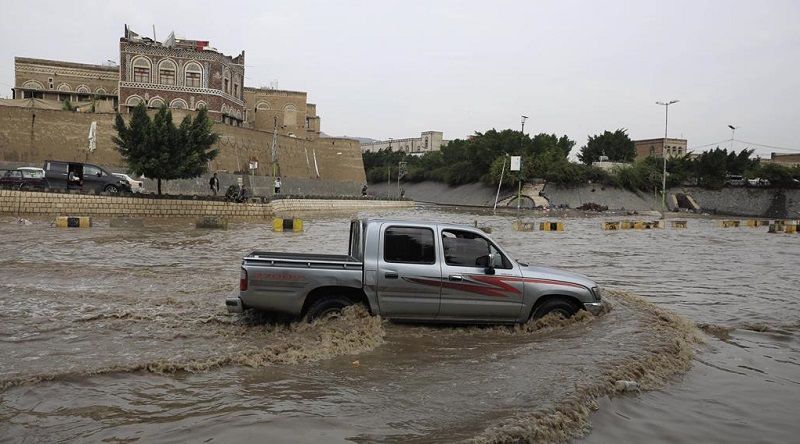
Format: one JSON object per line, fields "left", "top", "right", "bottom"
{"left": 2, "top": 0, "right": 798, "bottom": 157}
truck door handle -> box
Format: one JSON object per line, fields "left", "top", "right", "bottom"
{"left": 384, "top": 271, "right": 399, "bottom": 279}
{"left": 448, "top": 274, "right": 463, "bottom": 282}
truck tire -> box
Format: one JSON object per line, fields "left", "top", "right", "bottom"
{"left": 305, "top": 296, "right": 354, "bottom": 322}
{"left": 532, "top": 298, "right": 579, "bottom": 320}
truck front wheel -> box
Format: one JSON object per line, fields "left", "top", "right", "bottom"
{"left": 532, "top": 298, "right": 579, "bottom": 320}
{"left": 305, "top": 296, "right": 354, "bottom": 322}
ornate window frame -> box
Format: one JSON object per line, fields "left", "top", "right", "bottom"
{"left": 157, "top": 58, "right": 178, "bottom": 86}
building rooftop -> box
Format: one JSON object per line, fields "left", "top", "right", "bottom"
{"left": 15, "top": 57, "right": 119, "bottom": 73}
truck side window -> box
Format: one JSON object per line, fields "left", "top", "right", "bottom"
{"left": 442, "top": 230, "right": 511, "bottom": 269}
{"left": 384, "top": 227, "right": 435, "bottom": 264}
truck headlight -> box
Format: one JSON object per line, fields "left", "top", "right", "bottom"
{"left": 591, "top": 286, "right": 602, "bottom": 301}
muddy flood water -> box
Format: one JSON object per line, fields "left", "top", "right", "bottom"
{"left": 1, "top": 206, "right": 798, "bottom": 443}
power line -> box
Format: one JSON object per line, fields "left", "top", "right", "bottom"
{"left": 736, "top": 139, "right": 800, "bottom": 153}
{"left": 690, "top": 138, "right": 800, "bottom": 153}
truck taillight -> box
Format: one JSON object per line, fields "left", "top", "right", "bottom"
{"left": 239, "top": 268, "right": 248, "bottom": 291}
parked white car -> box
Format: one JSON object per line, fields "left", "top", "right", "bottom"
{"left": 747, "top": 178, "right": 770, "bottom": 187}
{"left": 17, "top": 167, "right": 46, "bottom": 176}
{"left": 112, "top": 173, "right": 145, "bottom": 193}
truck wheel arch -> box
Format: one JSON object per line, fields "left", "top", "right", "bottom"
{"left": 301, "top": 286, "right": 371, "bottom": 318}
{"left": 528, "top": 294, "right": 582, "bottom": 320}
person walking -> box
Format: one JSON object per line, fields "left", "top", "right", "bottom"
{"left": 274, "top": 176, "right": 282, "bottom": 194}
{"left": 361, "top": 184, "right": 368, "bottom": 197}
{"left": 209, "top": 172, "right": 220, "bottom": 196}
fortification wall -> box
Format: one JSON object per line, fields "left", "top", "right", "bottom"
{"left": 0, "top": 106, "right": 365, "bottom": 183}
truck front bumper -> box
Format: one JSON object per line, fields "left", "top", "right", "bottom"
{"left": 225, "top": 296, "right": 244, "bottom": 314}
{"left": 583, "top": 302, "right": 604, "bottom": 316}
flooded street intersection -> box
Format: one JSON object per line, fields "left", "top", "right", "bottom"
{"left": 1, "top": 207, "right": 798, "bottom": 442}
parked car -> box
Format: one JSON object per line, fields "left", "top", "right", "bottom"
{"left": 747, "top": 178, "right": 770, "bottom": 187}
{"left": 228, "top": 219, "right": 604, "bottom": 323}
{"left": 43, "top": 160, "right": 131, "bottom": 194}
{"left": 112, "top": 173, "right": 145, "bottom": 193}
{"left": 0, "top": 168, "right": 48, "bottom": 190}
{"left": 724, "top": 175, "right": 745, "bottom": 186}
{"left": 17, "top": 166, "right": 46, "bottom": 176}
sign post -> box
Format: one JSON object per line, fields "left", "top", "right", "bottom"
{"left": 510, "top": 156, "right": 522, "bottom": 211}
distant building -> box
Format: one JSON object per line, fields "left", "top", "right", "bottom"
{"left": 766, "top": 152, "right": 800, "bottom": 167}
{"left": 361, "top": 131, "right": 448, "bottom": 155}
{"left": 12, "top": 57, "right": 119, "bottom": 107}
{"left": 634, "top": 138, "right": 687, "bottom": 161}
{"left": 243, "top": 87, "right": 320, "bottom": 139}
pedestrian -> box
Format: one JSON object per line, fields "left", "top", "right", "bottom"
{"left": 274, "top": 176, "right": 282, "bottom": 194}
{"left": 361, "top": 184, "right": 368, "bottom": 197}
{"left": 400, "top": 187, "right": 405, "bottom": 199}
{"left": 209, "top": 172, "right": 220, "bottom": 196}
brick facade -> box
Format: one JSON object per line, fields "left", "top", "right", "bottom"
{"left": 118, "top": 26, "right": 245, "bottom": 125}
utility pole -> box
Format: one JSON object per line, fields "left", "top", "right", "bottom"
{"left": 656, "top": 100, "right": 678, "bottom": 210}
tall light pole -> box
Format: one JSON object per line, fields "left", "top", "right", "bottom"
{"left": 656, "top": 100, "right": 679, "bottom": 210}
{"left": 518, "top": 115, "right": 528, "bottom": 211}
{"left": 728, "top": 124, "right": 738, "bottom": 151}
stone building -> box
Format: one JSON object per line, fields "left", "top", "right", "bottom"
{"left": 118, "top": 25, "right": 246, "bottom": 126}
{"left": 634, "top": 138, "right": 687, "bottom": 160}
{"left": 12, "top": 57, "right": 119, "bottom": 107}
{"left": 243, "top": 87, "right": 321, "bottom": 139}
{"left": 361, "top": 131, "right": 448, "bottom": 155}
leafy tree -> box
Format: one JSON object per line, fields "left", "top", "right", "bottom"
{"left": 62, "top": 100, "right": 73, "bottom": 111}
{"left": 578, "top": 129, "right": 635, "bottom": 164}
{"left": 113, "top": 103, "right": 219, "bottom": 195}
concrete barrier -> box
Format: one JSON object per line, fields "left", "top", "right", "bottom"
{"left": 602, "top": 221, "right": 620, "bottom": 230}
{"left": 55, "top": 216, "right": 91, "bottom": 228}
{"left": 539, "top": 221, "right": 564, "bottom": 232}
{"left": 196, "top": 217, "right": 228, "bottom": 229}
{"left": 512, "top": 220, "right": 535, "bottom": 232}
{"left": 273, "top": 217, "right": 303, "bottom": 232}
{"left": 670, "top": 220, "right": 688, "bottom": 229}
{"left": 721, "top": 220, "right": 740, "bottom": 228}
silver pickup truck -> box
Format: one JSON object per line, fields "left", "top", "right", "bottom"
{"left": 227, "top": 219, "right": 603, "bottom": 323}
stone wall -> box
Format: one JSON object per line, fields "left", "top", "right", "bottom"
{"left": 0, "top": 105, "right": 365, "bottom": 184}
{"left": 0, "top": 190, "right": 414, "bottom": 219}
{"left": 677, "top": 187, "right": 800, "bottom": 218}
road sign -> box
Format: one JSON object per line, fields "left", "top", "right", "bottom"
{"left": 510, "top": 156, "right": 521, "bottom": 171}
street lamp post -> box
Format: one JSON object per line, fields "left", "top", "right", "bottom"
{"left": 656, "top": 100, "right": 679, "bottom": 210}
{"left": 518, "top": 115, "right": 528, "bottom": 211}
{"left": 728, "top": 124, "right": 738, "bottom": 151}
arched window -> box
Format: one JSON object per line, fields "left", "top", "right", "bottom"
{"left": 170, "top": 98, "right": 188, "bottom": 109}
{"left": 195, "top": 101, "right": 207, "bottom": 110}
{"left": 132, "top": 57, "right": 151, "bottom": 83}
{"left": 75, "top": 85, "right": 90, "bottom": 94}
{"left": 22, "top": 80, "right": 44, "bottom": 90}
{"left": 255, "top": 101, "right": 270, "bottom": 110}
{"left": 126, "top": 95, "right": 144, "bottom": 107}
{"left": 148, "top": 97, "right": 165, "bottom": 108}
{"left": 283, "top": 104, "right": 297, "bottom": 128}
{"left": 158, "top": 59, "right": 177, "bottom": 85}
{"left": 95, "top": 87, "right": 107, "bottom": 95}
{"left": 57, "top": 83, "right": 71, "bottom": 92}
{"left": 223, "top": 68, "right": 231, "bottom": 94}
{"left": 184, "top": 61, "right": 202, "bottom": 87}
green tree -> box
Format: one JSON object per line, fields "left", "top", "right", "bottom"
{"left": 112, "top": 103, "right": 219, "bottom": 195}
{"left": 578, "top": 129, "right": 635, "bottom": 164}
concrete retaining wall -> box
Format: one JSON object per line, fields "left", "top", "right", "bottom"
{"left": 676, "top": 187, "right": 800, "bottom": 218}
{"left": 0, "top": 190, "right": 413, "bottom": 220}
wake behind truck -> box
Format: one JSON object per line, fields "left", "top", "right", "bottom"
{"left": 228, "top": 219, "right": 603, "bottom": 323}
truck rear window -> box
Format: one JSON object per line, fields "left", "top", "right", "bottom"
{"left": 384, "top": 227, "right": 435, "bottom": 264}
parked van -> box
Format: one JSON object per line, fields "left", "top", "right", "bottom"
{"left": 43, "top": 160, "right": 131, "bottom": 194}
